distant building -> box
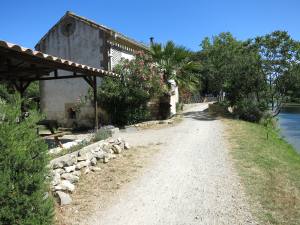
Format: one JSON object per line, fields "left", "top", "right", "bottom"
{"left": 35, "top": 11, "right": 149, "bottom": 127}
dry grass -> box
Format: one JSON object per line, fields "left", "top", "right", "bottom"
{"left": 224, "top": 119, "right": 300, "bottom": 225}
{"left": 55, "top": 144, "right": 161, "bottom": 225}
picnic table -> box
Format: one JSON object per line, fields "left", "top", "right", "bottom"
{"left": 36, "top": 120, "right": 71, "bottom": 148}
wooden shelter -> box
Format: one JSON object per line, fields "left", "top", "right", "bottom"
{"left": 0, "top": 40, "right": 119, "bottom": 129}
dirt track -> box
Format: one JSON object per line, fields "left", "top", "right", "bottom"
{"left": 77, "top": 103, "right": 257, "bottom": 225}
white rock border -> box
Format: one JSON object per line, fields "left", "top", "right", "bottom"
{"left": 49, "top": 137, "right": 130, "bottom": 205}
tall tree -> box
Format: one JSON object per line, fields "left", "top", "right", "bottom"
{"left": 197, "top": 33, "right": 242, "bottom": 99}
{"left": 255, "top": 31, "right": 300, "bottom": 113}
{"left": 196, "top": 33, "right": 268, "bottom": 122}
{"left": 278, "top": 63, "right": 300, "bottom": 103}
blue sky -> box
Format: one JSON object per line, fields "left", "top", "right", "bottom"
{"left": 0, "top": 0, "right": 299, "bottom": 51}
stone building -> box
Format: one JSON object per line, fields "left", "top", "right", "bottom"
{"left": 35, "top": 11, "right": 149, "bottom": 127}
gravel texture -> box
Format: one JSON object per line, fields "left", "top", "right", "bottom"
{"left": 83, "top": 103, "right": 257, "bottom": 225}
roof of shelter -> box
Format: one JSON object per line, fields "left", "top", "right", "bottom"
{"left": 36, "top": 11, "right": 150, "bottom": 52}
{"left": 0, "top": 40, "right": 119, "bottom": 81}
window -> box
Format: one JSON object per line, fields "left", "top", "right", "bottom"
{"left": 61, "top": 18, "right": 76, "bottom": 37}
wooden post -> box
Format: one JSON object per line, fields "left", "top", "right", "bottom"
{"left": 12, "top": 80, "right": 31, "bottom": 113}
{"left": 93, "top": 76, "right": 99, "bottom": 131}
{"left": 19, "top": 86, "right": 25, "bottom": 113}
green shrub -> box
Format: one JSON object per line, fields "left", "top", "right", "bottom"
{"left": 176, "top": 102, "right": 184, "bottom": 112}
{"left": 96, "top": 52, "right": 167, "bottom": 126}
{"left": 0, "top": 83, "right": 13, "bottom": 103}
{"left": 208, "top": 102, "right": 230, "bottom": 116}
{"left": 0, "top": 82, "right": 39, "bottom": 110}
{"left": 0, "top": 97, "right": 53, "bottom": 225}
{"left": 92, "top": 129, "right": 111, "bottom": 142}
{"left": 233, "top": 98, "right": 267, "bottom": 123}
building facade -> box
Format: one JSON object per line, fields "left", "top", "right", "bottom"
{"left": 35, "top": 11, "right": 149, "bottom": 127}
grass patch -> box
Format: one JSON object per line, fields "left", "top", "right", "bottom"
{"left": 50, "top": 141, "right": 89, "bottom": 159}
{"left": 225, "top": 119, "right": 300, "bottom": 225}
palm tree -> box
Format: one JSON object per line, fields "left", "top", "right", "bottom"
{"left": 150, "top": 41, "right": 200, "bottom": 92}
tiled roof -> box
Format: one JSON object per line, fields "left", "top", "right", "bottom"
{"left": 0, "top": 40, "right": 119, "bottom": 78}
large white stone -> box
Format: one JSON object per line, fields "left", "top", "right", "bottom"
{"left": 53, "top": 168, "right": 65, "bottom": 175}
{"left": 50, "top": 153, "right": 77, "bottom": 169}
{"left": 55, "top": 180, "right": 75, "bottom": 192}
{"left": 77, "top": 156, "right": 87, "bottom": 162}
{"left": 124, "top": 142, "right": 130, "bottom": 150}
{"left": 75, "top": 161, "right": 88, "bottom": 170}
{"left": 93, "top": 151, "right": 105, "bottom": 160}
{"left": 52, "top": 161, "right": 64, "bottom": 169}
{"left": 103, "top": 156, "right": 109, "bottom": 163}
{"left": 112, "top": 145, "right": 122, "bottom": 154}
{"left": 90, "top": 157, "right": 97, "bottom": 166}
{"left": 64, "top": 165, "right": 76, "bottom": 173}
{"left": 56, "top": 191, "right": 72, "bottom": 205}
{"left": 72, "top": 170, "right": 81, "bottom": 177}
{"left": 51, "top": 173, "right": 61, "bottom": 186}
{"left": 61, "top": 173, "right": 79, "bottom": 183}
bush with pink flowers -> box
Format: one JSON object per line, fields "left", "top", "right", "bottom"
{"left": 96, "top": 52, "right": 168, "bottom": 125}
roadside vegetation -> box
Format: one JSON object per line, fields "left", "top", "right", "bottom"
{"left": 225, "top": 119, "right": 300, "bottom": 225}
{"left": 202, "top": 30, "right": 300, "bottom": 225}
{"left": 95, "top": 51, "right": 168, "bottom": 125}
{"left": 150, "top": 41, "right": 201, "bottom": 100}
{"left": 0, "top": 95, "right": 54, "bottom": 225}
{"left": 0, "top": 81, "right": 40, "bottom": 110}
{"left": 96, "top": 43, "right": 200, "bottom": 126}
{"left": 196, "top": 31, "right": 300, "bottom": 122}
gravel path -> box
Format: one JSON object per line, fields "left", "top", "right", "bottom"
{"left": 85, "top": 103, "right": 257, "bottom": 225}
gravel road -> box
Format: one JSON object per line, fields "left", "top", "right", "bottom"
{"left": 85, "top": 103, "right": 257, "bottom": 225}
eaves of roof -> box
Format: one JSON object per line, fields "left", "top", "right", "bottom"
{"left": 0, "top": 40, "right": 119, "bottom": 79}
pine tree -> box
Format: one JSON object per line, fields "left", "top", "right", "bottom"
{"left": 0, "top": 96, "right": 53, "bottom": 225}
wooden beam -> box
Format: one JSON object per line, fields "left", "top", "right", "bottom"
{"left": 22, "top": 80, "right": 31, "bottom": 92}
{"left": 0, "top": 50, "right": 109, "bottom": 78}
{"left": 93, "top": 76, "right": 99, "bottom": 131}
{"left": 0, "top": 67, "right": 53, "bottom": 74}
{"left": 83, "top": 76, "right": 93, "bottom": 87}
{"left": 38, "top": 74, "right": 93, "bottom": 81}
{"left": 0, "top": 73, "right": 50, "bottom": 80}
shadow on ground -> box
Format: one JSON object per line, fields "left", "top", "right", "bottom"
{"left": 45, "top": 138, "right": 74, "bottom": 148}
{"left": 182, "top": 109, "right": 217, "bottom": 121}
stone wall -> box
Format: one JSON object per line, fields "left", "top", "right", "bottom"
{"left": 49, "top": 137, "right": 130, "bottom": 205}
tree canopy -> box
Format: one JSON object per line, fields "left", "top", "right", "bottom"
{"left": 150, "top": 41, "right": 201, "bottom": 94}
{"left": 195, "top": 31, "right": 300, "bottom": 122}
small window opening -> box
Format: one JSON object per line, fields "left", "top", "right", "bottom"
{"left": 68, "top": 107, "right": 76, "bottom": 119}
{"left": 61, "top": 19, "right": 76, "bottom": 37}
{"left": 65, "top": 23, "right": 72, "bottom": 34}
